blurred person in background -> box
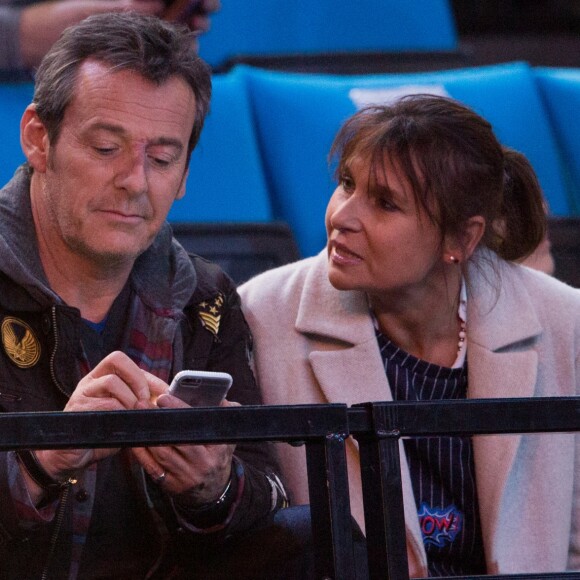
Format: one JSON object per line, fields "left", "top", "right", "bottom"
{"left": 240, "top": 95, "right": 580, "bottom": 577}
{"left": 0, "top": 0, "right": 219, "bottom": 79}
{"left": 519, "top": 226, "right": 555, "bottom": 273}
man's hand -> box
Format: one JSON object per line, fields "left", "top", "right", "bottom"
{"left": 131, "top": 393, "right": 237, "bottom": 504}
{"left": 32, "top": 351, "right": 167, "bottom": 491}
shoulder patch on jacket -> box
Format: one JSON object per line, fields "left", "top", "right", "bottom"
{"left": 1, "top": 317, "right": 41, "bottom": 368}
{"left": 197, "top": 292, "right": 224, "bottom": 339}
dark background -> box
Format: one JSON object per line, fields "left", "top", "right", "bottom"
{"left": 451, "top": 0, "right": 580, "bottom": 69}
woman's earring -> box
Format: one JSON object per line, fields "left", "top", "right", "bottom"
{"left": 448, "top": 255, "right": 460, "bottom": 264}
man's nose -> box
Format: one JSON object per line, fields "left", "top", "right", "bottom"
{"left": 114, "top": 151, "right": 148, "bottom": 195}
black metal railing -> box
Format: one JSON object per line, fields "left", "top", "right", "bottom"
{"left": 350, "top": 398, "right": 580, "bottom": 580}
{"left": 0, "top": 396, "right": 578, "bottom": 580}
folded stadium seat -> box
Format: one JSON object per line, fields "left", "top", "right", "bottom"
{"left": 167, "top": 68, "right": 273, "bottom": 223}
{"left": 534, "top": 67, "right": 580, "bottom": 213}
{"left": 0, "top": 82, "right": 34, "bottom": 188}
{"left": 198, "top": 0, "right": 458, "bottom": 71}
{"left": 241, "top": 62, "right": 573, "bottom": 257}
{"left": 172, "top": 222, "right": 300, "bottom": 285}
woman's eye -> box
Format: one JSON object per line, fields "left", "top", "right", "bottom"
{"left": 340, "top": 175, "right": 355, "bottom": 192}
{"left": 378, "top": 197, "right": 397, "bottom": 211}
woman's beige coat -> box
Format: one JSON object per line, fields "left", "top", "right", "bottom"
{"left": 239, "top": 250, "right": 580, "bottom": 577}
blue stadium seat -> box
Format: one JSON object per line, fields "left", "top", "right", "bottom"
{"left": 0, "top": 82, "right": 34, "bottom": 187}
{"left": 0, "top": 75, "right": 272, "bottom": 224}
{"left": 167, "top": 68, "right": 273, "bottom": 223}
{"left": 199, "top": 0, "right": 458, "bottom": 69}
{"left": 241, "top": 62, "right": 573, "bottom": 257}
{"left": 534, "top": 67, "right": 580, "bottom": 213}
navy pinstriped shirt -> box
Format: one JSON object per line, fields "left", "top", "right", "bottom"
{"left": 376, "top": 330, "right": 487, "bottom": 577}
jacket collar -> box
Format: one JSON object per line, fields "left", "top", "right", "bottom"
{"left": 464, "top": 254, "right": 542, "bottom": 563}
{"left": 466, "top": 252, "right": 542, "bottom": 353}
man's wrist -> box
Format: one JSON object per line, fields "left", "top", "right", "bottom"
{"left": 15, "top": 450, "right": 77, "bottom": 500}
{"left": 191, "top": 471, "right": 234, "bottom": 511}
{"left": 173, "top": 463, "right": 240, "bottom": 529}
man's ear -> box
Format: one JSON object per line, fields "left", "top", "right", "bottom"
{"left": 176, "top": 167, "right": 188, "bottom": 200}
{"left": 444, "top": 216, "right": 486, "bottom": 264}
{"left": 20, "top": 104, "right": 49, "bottom": 173}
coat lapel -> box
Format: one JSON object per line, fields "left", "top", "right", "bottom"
{"left": 295, "top": 252, "right": 390, "bottom": 406}
{"left": 466, "top": 259, "right": 542, "bottom": 566}
{"left": 294, "top": 254, "right": 547, "bottom": 572}
{"left": 294, "top": 253, "right": 427, "bottom": 573}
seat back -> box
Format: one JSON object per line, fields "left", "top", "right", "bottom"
{"left": 167, "top": 69, "right": 273, "bottom": 223}
{"left": 0, "top": 82, "right": 34, "bottom": 187}
{"left": 534, "top": 67, "right": 580, "bottom": 213}
{"left": 548, "top": 217, "right": 580, "bottom": 288}
{"left": 242, "top": 62, "right": 572, "bottom": 257}
{"left": 0, "top": 75, "right": 271, "bottom": 223}
{"left": 199, "top": 0, "right": 458, "bottom": 69}
{"left": 172, "top": 222, "right": 300, "bottom": 285}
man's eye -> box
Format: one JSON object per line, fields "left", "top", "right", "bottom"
{"left": 94, "top": 147, "right": 116, "bottom": 155}
{"left": 149, "top": 156, "right": 172, "bottom": 168}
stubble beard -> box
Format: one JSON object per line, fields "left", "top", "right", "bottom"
{"left": 41, "top": 172, "right": 145, "bottom": 275}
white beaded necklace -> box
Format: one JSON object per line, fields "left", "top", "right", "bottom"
{"left": 457, "top": 318, "right": 467, "bottom": 355}
{"left": 368, "top": 278, "right": 468, "bottom": 368}
{"left": 453, "top": 278, "right": 468, "bottom": 368}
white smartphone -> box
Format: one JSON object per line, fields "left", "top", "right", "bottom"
{"left": 167, "top": 370, "right": 232, "bottom": 407}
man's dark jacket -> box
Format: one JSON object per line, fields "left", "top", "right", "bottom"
{"left": 0, "top": 166, "right": 282, "bottom": 578}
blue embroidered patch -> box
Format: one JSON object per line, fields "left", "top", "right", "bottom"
{"left": 418, "top": 503, "right": 463, "bottom": 548}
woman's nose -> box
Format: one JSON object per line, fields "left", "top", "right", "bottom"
{"left": 329, "top": 191, "right": 363, "bottom": 232}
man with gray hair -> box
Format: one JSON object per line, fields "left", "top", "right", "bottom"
{"left": 0, "top": 12, "right": 298, "bottom": 579}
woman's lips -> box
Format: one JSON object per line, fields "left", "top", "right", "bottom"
{"left": 329, "top": 241, "right": 363, "bottom": 265}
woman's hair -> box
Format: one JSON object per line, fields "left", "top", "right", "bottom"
{"left": 33, "top": 12, "right": 211, "bottom": 161}
{"left": 329, "top": 95, "right": 546, "bottom": 262}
